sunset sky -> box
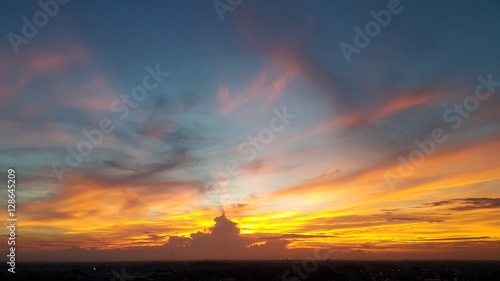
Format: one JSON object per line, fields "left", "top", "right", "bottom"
{"left": 1, "top": 0, "right": 500, "bottom": 261}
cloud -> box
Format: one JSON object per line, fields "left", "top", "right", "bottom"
{"left": 217, "top": 70, "right": 267, "bottom": 114}
{"left": 217, "top": 83, "right": 230, "bottom": 102}
{"left": 452, "top": 198, "right": 500, "bottom": 210}
{"left": 28, "top": 47, "right": 91, "bottom": 72}
{"left": 300, "top": 87, "right": 445, "bottom": 138}
{"left": 381, "top": 208, "right": 401, "bottom": 212}
{"left": 0, "top": 42, "right": 92, "bottom": 104}
{"left": 416, "top": 236, "right": 492, "bottom": 242}
{"left": 158, "top": 213, "right": 318, "bottom": 260}
{"left": 259, "top": 233, "right": 337, "bottom": 240}
{"left": 19, "top": 213, "right": 304, "bottom": 261}
{"left": 423, "top": 198, "right": 500, "bottom": 211}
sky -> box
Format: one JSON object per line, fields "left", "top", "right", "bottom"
{"left": 1, "top": 0, "right": 500, "bottom": 261}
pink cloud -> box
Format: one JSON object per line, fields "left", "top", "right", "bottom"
{"left": 217, "top": 83, "right": 230, "bottom": 102}
{"left": 0, "top": 42, "right": 92, "bottom": 104}
{"left": 28, "top": 47, "right": 91, "bottom": 73}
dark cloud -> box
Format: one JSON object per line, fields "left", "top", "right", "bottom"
{"left": 450, "top": 198, "right": 500, "bottom": 211}
{"left": 19, "top": 214, "right": 309, "bottom": 261}
{"left": 380, "top": 208, "right": 401, "bottom": 212}
{"left": 259, "top": 233, "right": 337, "bottom": 240}
{"left": 422, "top": 198, "right": 500, "bottom": 211}
{"left": 296, "top": 212, "right": 447, "bottom": 233}
{"left": 147, "top": 234, "right": 165, "bottom": 242}
{"left": 24, "top": 211, "right": 75, "bottom": 222}
{"left": 423, "top": 200, "right": 454, "bottom": 207}
{"left": 160, "top": 214, "right": 300, "bottom": 260}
